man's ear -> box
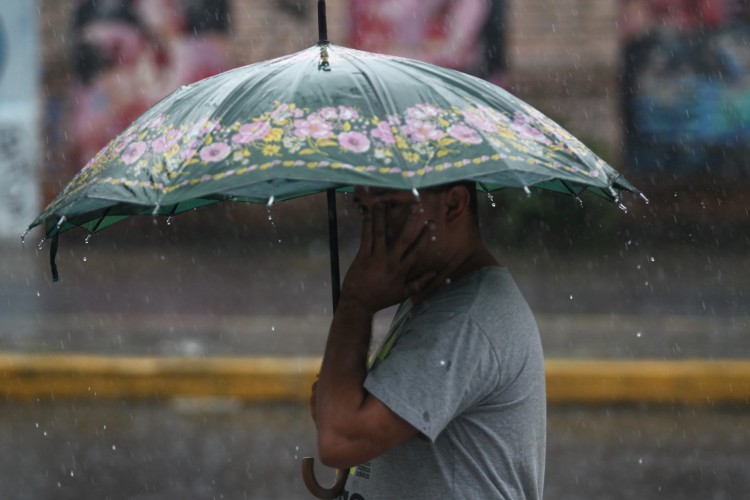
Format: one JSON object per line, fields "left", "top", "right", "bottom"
{"left": 444, "top": 185, "right": 471, "bottom": 223}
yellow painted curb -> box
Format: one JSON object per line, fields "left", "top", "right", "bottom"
{"left": 1, "top": 353, "right": 749, "bottom": 404}
{"left": 0, "top": 353, "right": 320, "bottom": 402}
{"left": 545, "top": 359, "right": 750, "bottom": 405}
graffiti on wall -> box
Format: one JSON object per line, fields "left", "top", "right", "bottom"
{"left": 69, "top": 0, "right": 234, "bottom": 171}
{"left": 621, "top": 0, "right": 750, "bottom": 177}
{"left": 349, "top": 0, "right": 508, "bottom": 87}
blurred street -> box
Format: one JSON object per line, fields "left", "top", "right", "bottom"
{"left": 2, "top": 401, "right": 748, "bottom": 500}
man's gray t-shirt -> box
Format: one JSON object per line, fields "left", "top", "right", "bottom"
{"left": 339, "top": 267, "right": 546, "bottom": 500}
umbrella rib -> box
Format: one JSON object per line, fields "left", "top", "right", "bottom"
{"left": 90, "top": 207, "right": 112, "bottom": 233}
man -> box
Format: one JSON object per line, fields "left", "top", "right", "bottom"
{"left": 311, "top": 182, "right": 546, "bottom": 499}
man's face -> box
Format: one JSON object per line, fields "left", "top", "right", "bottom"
{"left": 352, "top": 186, "right": 443, "bottom": 248}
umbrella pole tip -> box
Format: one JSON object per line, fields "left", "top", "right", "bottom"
{"left": 317, "top": 0, "right": 328, "bottom": 44}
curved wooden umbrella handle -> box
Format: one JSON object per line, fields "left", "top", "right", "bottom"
{"left": 301, "top": 457, "right": 348, "bottom": 499}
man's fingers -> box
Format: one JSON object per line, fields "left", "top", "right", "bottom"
{"left": 358, "top": 212, "right": 373, "bottom": 254}
{"left": 401, "top": 219, "right": 436, "bottom": 268}
{"left": 392, "top": 203, "right": 422, "bottom": 255}
{"left": 371, "top": 204, "right": 387, "bottom": 253}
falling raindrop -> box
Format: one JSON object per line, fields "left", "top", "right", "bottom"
{"left": 649, "top": 256, "right": 655, "bottom": 262}
{"left": 271, "top": 325, "right": 276, "bottom": 332}
{"left": 486, "top": 191, "right": 496, "bottom": 208}
{"left": 21, "top": 229, "right": 29, "bottom": 246}
{"left": 112, "top": 445, "right": 117, "bottom": 451}
{"left": 412, "top": 188, "right": 420, "bottom": 200}
{"left": 640, "top": 193, "right": 650, "bottom": 204}
{"left": 636, "top": 331, "right": 643, "bottom": 338}
{"left": 569, "top": 294, "right": 574, "bottom": 300}
{"left": 267, "top": 195, "right": 275, "bottom": 207}
{"left": 523, "top": 186, "right": 532, "bottom": 197}
{"left": 85, "top": 233, "right": 93, "bottom": 244}
{"left": 266, "top": 202, "right": 281, "bottom": 244}
{"left": 37, "top": 238, "right": 46, "bottom": 251}
{"left": 36, "top": 291, "right": 40, "bottom": 297}
{"left": 618, "top": 203, "right": 628, "bottom": 213}
{"left": 478, "top": 182, "right": 496, "bottom": 207}
{"left": 166, "top": 216, "right": 174, "bottom": 226}
{"left": 82, "top": 256, "right": 87, "bottom": 262}
{"left": 55, "top": 215, "right": 67, "bottom": 229}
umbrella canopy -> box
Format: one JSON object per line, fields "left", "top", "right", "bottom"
{"left": 28, "top": 43, "right": 641, "bottom": 238}
{"left": 27, "top": 37, "right": 644, "bottom": 292}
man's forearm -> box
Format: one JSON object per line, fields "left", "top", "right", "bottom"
{"left": 315, "top": 297, "right": 373, "bottom": 428}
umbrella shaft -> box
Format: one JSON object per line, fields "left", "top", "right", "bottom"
{"left": 318, "top": 0, "right": 328, "bottom": 43}
{"left": 327, "top": 188, "right": 340, "bottom": 311}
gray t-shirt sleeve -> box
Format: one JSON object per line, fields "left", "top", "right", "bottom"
{"left": 364, "top": 310, "right": 500, "bottom": 442}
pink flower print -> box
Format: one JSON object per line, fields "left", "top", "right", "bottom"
{"left": 463, "top": 109, "right": 497, "bottom": 133}
{"left": 405, "top": 104, "right": 441, "bottom": 120}
{"left": 339, "top": 131, "right": 371, "bottom": 153}
{"left": 144, "top": 114, "right": 167, "bottom": 129}
{"left": 232, "top": 121, "right": 272, "bottom": 143}
{"left": 371, "top": 122, "right": 396, "bottom": 145}
{"left": 180, "top": 148, "right": 197, "bottom": 161}
{"left": 121, "top": 141, "right": 147, "bottom": 164}
{"left": 151, "top": 130, "right": 182, "bottom": 153}
{"left": 337, "top": 106, "right": 359, "bottom": 121}
{"left": 403, "top": 119, "right": 444, "bottom": 143}
{"left": 511, "top": 115, "right": 551, "bottom": 145}
{"left": 83, "top": 144, "right": 109, "bottom": 170}
{"left": 317, "top": 107, "right": 339, "bottom": 120}
{"left": 270, "top": 104, "right": 291, "bottom": 120}
{"left": 271, "top": 103, "right": 302, "bottom": 121}
{"left": 198, "top": 119, "right": 221, "bottom": 135}
{"left": 447, "top": 124, "right": 482, "bottom": 144}
{"left": 199, "top": 142, "right": 231, "bottom": 162}
{"left": 294, "top": 116, "right": 334, "bottom": 139}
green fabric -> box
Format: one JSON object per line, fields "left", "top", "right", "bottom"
{"left": 28, "top": 44, "right": 640, "bottom": 238}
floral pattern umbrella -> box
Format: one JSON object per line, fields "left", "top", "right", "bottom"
{"left": 29, "top": 42, "right": 641, "bottom": 232}
{"left": 27, "top": 42, "right": 643, "bottom": 283}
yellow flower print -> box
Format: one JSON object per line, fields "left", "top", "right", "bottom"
{"left": 266, "top": 128, "right": 284, "bottom": 142}
{"left": 262, "top": 144, "right": 281, "bottom": 156}
{"left": 403, "top": 152, "right": 420, "bottom": 163}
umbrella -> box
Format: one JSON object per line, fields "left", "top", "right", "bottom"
{"left": 26, "top": 2, "right": 643, "bottom": 289}
{"left": 26, "top": 1, "right": 643, "bottom": 496}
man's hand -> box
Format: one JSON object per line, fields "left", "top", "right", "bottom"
{"left": 340, "top": 202, "right": 437, "bottom": 315}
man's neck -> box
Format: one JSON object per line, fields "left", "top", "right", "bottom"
{"left": 411, "top": 241, "right": 499, "bottom": 305}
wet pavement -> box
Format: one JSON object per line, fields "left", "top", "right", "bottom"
{"left": 2, "top": 196, "right": 750, "bottom": 499}
{"left": 2, "top": 400, "right": 749, "bottom": 499}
